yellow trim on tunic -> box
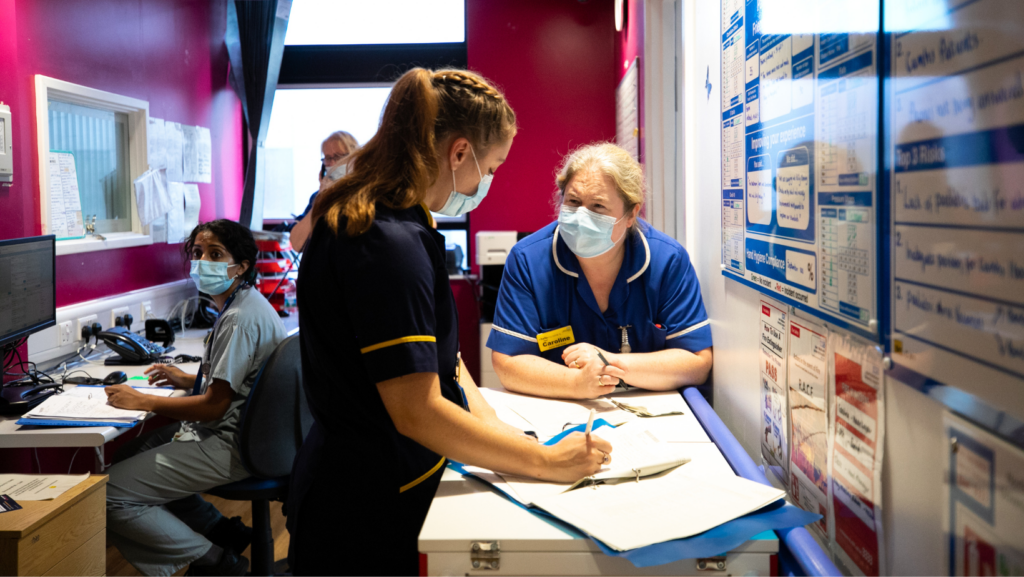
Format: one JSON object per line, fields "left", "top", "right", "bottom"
{"left": 419, "top": 203, "right": 436, "bottom": 228}
{"left": 399, "top": 456, "right": 446, "bottom": 493}
{"left": 360, "top": 335, "right": 436, "bottom": 354}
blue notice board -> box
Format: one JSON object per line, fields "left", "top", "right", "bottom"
{"left": 720, "top": 0, "right": 881, "bottom": 340}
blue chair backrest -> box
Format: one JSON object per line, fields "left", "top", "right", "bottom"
{"left": 237, "top": 334, "right": 312, "bottom": 478}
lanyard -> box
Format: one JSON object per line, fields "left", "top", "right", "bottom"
{"left": 191, "top": 286, "right": 244, "bottom": 396}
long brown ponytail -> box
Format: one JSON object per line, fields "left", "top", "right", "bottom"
{"left": 311, "top": 68, "right": 517, "bottom": 237}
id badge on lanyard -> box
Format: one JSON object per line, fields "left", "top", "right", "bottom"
{"left": 191, "top": 286, "right": 242, "bottom": 396}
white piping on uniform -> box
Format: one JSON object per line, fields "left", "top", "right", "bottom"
{"left": 492, "top": 325, "right": 538, "bottom": 342}
{"left": 666, "top": 319, "right": 711, "bottom": 340}
{"left": 626, "top": 229, "right": 651, "bottom": 283}
{"left": 551, "top": 226, "right": 579, "bottom": 278}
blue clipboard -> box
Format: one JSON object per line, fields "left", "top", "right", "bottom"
{"left": 15, "top": 418, "right": 138, "bottom": 428}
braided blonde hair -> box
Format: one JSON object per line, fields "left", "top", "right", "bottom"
{"left": 312, "top": 68, "right": 517, "bottom": 237}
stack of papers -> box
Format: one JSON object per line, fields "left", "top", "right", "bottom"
{"left": 20, "top": 386, "right": 173, "bottom": 426}
{"left": 532, "top": 467, "right": 785, "bottom": 551}
{"left": 477, "top": 387, "right": 708, "bottom": 443}
{"left": 472, "top": 421, "right": 691, "bottom": 506}
{"left": 464, "top": 388, "right": 787, "bottom": 552}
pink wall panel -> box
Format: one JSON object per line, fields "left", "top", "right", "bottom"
{"left": 466, "top": 0, "right": 617, "bottom": 262}
{"left": 0, "top": 0, "right": 244, "bottom": 307}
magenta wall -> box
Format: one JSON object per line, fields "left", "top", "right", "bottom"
{"left": 0, "top": 0, "right": 244, "bottom": 308}
{"left": 466, "top": 0, "right": 617, "bottom": 258}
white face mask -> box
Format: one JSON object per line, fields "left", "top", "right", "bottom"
{"left": 323, "top": 161, "right": 349, "bottom": 183}
{"left": 436, "top": 146, "right": 493, "bottom": 217}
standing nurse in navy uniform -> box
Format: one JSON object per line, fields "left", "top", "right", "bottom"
{"left": 289, "top": 69, "right": 613, "bottom": 576}
{"left": 489, "top": 143, "right": 713, "bottom": 399}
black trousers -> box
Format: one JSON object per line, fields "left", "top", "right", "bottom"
{"left": 288, "top": 423, "right": 444, "bottom": 576}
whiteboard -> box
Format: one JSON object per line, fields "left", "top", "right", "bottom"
{"left": 616, "top": 58, "right": 640, "bottom": 161}
{"left": 720, "top": 0, "right": 880, "bottom": 340}
{"left": 888, "top": 0, "right": 1024, "bottom": 422}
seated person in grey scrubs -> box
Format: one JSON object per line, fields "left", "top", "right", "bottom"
{"left": 104, "top": 219, "right": 286, "bottom": 576}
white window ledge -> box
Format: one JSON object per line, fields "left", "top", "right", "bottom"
{"left": 56, "top": 232, "right": 155, "bottom": 256}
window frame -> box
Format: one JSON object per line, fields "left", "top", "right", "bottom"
{"left": 34, "top": 75, "right": 152, "bottom": 256}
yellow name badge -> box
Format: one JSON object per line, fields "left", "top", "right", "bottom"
{"left": 537, "top": 326, "right": 575, "bottom": 352}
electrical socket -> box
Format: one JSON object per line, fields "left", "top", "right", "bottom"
{"left": 77, "top": 314, "right": 98, "bottom": 342}
{"left": 111, "top": 306, "right": 130, "bottom": 328}
{"left": 58, "top": 321, "right": 74, "bottom": 346}
{"left": 141, "top": 301, "right": 154, "bottom": 321}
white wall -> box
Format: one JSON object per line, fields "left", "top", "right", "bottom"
{"left": 679, "top": 1, "right": 948, "bottom": 573}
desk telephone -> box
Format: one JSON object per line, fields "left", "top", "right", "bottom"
{"left": 98, "top": 326, "right": 167, "bottom": 363}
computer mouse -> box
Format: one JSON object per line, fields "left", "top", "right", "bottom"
{"left": 103, "top": 370, "right": 128, "bottom": 385}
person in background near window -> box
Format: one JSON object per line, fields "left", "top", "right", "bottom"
{"left": 488, "top": 142, "right": 713, "bottom": 399}
{"left": 287, "top": 130, "right": 360, "bottom": 251}
{"left": 104, "top": 219, "right": 287, "bottom": 576}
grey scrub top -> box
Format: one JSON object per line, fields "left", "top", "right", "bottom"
{"left": 176, "top": 286, "right": 287, "bottom": 445}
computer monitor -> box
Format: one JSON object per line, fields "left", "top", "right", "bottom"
{"left": 0, "top": 235, "right": 56, "bottom": 349}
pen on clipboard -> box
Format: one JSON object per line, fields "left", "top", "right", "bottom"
{"left": 584, "top": 408, "right": 596, "bottom": 438}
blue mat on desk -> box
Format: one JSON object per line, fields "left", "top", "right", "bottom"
{"left": 450, "top": 420, "right": 821, "bottom": 568}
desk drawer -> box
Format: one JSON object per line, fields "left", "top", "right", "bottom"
{"left": 42, "top": 530, "right": 105, "bottom": 576}
{"left": 7, "top": 485, "right": 106, "bottom": 576}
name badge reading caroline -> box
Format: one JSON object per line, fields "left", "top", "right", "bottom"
{"left": 537, "top": 326, "right": 575, "bottom": 352}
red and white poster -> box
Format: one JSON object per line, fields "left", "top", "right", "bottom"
{"left": 788, "top": 316, "right": 830, "bottom": 541}
{"left": 759, "top": 297, "right": 789, "bottom": 486}
{"left": 828, "top": 333, "right": 885, "bottom": 576}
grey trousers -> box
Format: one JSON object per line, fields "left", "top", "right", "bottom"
{"left": 106, "top": 424, "right": 250, "bottom": 576}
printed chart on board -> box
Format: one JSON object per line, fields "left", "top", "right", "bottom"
{"left": 888, "top": 0, "right": 1024, "bottom": 422}
{"left": 721, "top": 0, "right": 880, "bottom": 338}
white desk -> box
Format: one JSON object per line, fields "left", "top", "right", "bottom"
{"left": 419, "top": 392, "right": 779, "bottom": 576}
{"left": 0, "top": 331, "right": 206, "bottom": 449}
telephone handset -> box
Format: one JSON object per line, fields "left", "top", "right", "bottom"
{"left": 97, "top": 326, "right": 167, "bottom": 363}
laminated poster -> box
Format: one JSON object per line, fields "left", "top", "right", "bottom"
{"left": 828, "top": 332, "right": 885, "bottom": 576}
{"left": 943, "top": 413, "right": 1024, "bottom": 576}
{"left": 788, "top": 315, "right": 830, "bottom": 541}
{"left": 759, "top": 296, "right": 789, "bottom": 486}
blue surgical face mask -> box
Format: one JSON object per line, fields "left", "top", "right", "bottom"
{"left": 437, "top": 147, "right": 492, "bottom": 217}
{"left": 190, "top": 260, "right": 240, "bottom": 296}
{"left": 557, "top": 206, "right": 625, "bottom": 259}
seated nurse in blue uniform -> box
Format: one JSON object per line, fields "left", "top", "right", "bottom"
{"left": 489, "top": 142, "right": 713, "bottom": 399}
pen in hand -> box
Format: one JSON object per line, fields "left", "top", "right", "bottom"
{"left": 584, "top": 408, "right": 596, "bottom": 438}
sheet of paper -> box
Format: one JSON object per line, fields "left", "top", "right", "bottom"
{"left": 533, "top": 468, "right": 785, "bottom": 551}
{"left": 147, "top": 117, "right": 166, "bottom": 169}
{"left": 133, "top": 168, "right": 173, "bottom": 226}
{"left": 166, "top": 181, "right": 186, "bottom": 244}
{"left": 182, "top": 125, "right": 199, "bottom": 182}
{"left": 166, "top": 122, "right": 184, "bottom": 182}
{"left": 0, "top": 474, "right": 89, "bottom": 501}
{"left": 495, "top": 421, "right": 690, "bottom": 505}
{"left": 759, "top": 296, "right": 790, "bottom": 485}
{"left": 63, "top": 386, "right": 174, "bottom": 398}
{"left": 150, "top": 215, "right": 168, "bottom": 243}
{"left": 47, "top": 151, "right": 84, "bottom": 238}
{"left": 828, "top": 332, "right": 885, "bottom": 576}
{"left": 197, "top": 127, "right": 212, "bottom": 183}
{"left": 787, "top": 315, "right": 830, "bottom": 540}
{"left": 477, "top": 388, "right": 595, "bottom": 439}
{"left": 25, "top": 395, "right": 146, "bottom": 421}
{"left": 183, "top": 184, "right": 201, "bottom": 233}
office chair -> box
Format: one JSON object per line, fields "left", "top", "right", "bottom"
{"left": 208, "top": 334, "right": 312, "bottom": 575}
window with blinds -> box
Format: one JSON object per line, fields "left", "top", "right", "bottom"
{"left": 47, "top": 100, "right": 132, "bottom": 234}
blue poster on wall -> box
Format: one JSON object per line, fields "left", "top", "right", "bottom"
{"left": 720, "top": 0, "right": 880, "bottom": 339}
